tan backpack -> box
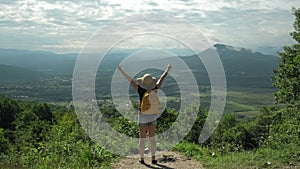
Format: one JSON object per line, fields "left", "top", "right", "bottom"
{"left": 140, "top": 90, "right": 160, "bottom": 114}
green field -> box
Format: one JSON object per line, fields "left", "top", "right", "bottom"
{"left": 191, "top": 87, "right": 276, "bottom": 120}
{"left": 224, "top": 88, "right": 275, "bottom": 119}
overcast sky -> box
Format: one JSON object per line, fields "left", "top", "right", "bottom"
{"left": 0, "top": 0, "right": 299, "bottom": 53}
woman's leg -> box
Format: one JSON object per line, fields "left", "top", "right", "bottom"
{"left": 139, "top": 126, "right": 148, "bottom": 160}
{"left": 148, "top": 125, "right": 157, "bottom": 161}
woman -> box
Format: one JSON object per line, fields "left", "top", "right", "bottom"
{"left": 117, "top": 64, "right": 172, "bottom": 164}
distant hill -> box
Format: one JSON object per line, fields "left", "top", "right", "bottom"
{"left": 0, "top": 64, "right": 47, "bottom": 81}
{"left": 255, "top": 46, "right": 283, "bottom": 56}
{"left": 180, "top": 44, "right": 279, "bottom": 88}
{"left": 0, "top": 49, "right": 77, "bottom": 75}
{"left": 215, "top": 44, "right": 279, "bottom": 88}
{"left": 0, "top": 45, "right": 280, "bottom": 88}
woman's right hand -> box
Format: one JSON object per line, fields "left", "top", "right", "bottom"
{"left": 117, "top": 64, "right": 122, "bottom": 71}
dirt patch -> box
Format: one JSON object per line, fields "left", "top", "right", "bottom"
{"left": 111, "top": 151, "right": 204, "bottom": 169}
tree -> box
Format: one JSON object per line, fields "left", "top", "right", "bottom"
{"left": 0, "top": 98, "right": 21, "bottom": 129}
{"left": 267, "top": 8, "right": 300, "bottom": 156}
{"left": 32, "top": 103, "right": 53, "bottom": 122}
{"left": 0, "top": 128, "right": 9, "bottom": 153}
{"left": 273, "top": 7, "right": 300, "bottom": 106}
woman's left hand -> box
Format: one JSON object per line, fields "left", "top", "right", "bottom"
{"left": 167, "top": 64, "right": 172, "bottom": 72}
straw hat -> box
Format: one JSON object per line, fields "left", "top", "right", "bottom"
{"left": 137, "top": 73, "right": 157, "bottom": 89}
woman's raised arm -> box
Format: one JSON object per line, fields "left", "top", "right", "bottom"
{"left": 156, "top": 64, "right": 172, "bottom": 89}
{"left": 117, "top": 64, "right": 138, "bottom": 91}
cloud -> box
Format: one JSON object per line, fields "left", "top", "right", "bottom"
{"left": 0, "top": 0, "right": 299, "bottom": 53}
{"left": 197, "top": 7, "right": 295, "bottom": 48}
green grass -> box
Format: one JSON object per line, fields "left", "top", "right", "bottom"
{"left": 226, "top": 90, "right": 274, "bottom": 106}
{"left": 195, "top": 88, "right": 275, "bottom": 120}
{"left": 226, "top": 101, "right": 256, "bottom": 110}
{"left": 173, "top": 142, "right": 300, "bottom": 169}
{"left": 235, "top": 110, "right": 261, "bottom": 120}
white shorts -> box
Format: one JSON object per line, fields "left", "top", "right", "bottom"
{"left": 138, "top": 113, "right": 158, "bottom": 126}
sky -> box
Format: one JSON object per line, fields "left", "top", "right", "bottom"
{"left": 0, "top": 0, "right": 299, "bottom": 54}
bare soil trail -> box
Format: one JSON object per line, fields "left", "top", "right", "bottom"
{"left": 111, "top": 150, "right": 205, "bottom": 169}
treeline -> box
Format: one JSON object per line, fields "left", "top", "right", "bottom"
{"left": 0, "top": 96, "right": 115, "bottom": 168}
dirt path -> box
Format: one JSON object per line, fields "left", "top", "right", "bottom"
{"left": 111, "top": 151, "right": 205, "bottom": 169}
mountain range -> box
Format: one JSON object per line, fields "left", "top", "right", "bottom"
{"left": 0, "top": 44, "right": 280, "bottom": 88}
